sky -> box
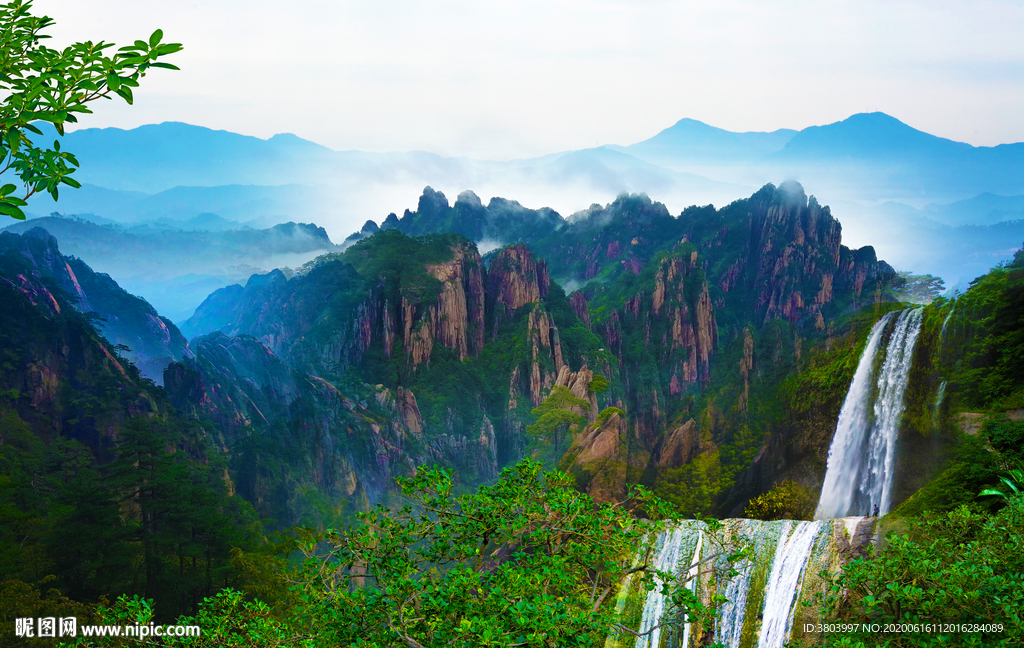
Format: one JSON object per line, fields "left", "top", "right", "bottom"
{"left": 38, "top": 0, "right": 1024, "bottom": 160}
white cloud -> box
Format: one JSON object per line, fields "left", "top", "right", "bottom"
{"left": 36, "top": 0, "right": 1024, "bottom": 158}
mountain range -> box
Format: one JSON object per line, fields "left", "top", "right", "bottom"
{"left": 2, "top": 216, "right": 339, "bottom": 322}
{"left": 17, "top": 112, "right": 1023, "bottom": 293}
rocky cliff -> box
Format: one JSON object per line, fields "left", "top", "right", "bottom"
{"left": 0, "top": 228, "right": 192, "bottom": 384}
{"left": 179, "top": 182, "right": 901, "bottom": 514}
{"left": 163, "top": 329, "right": 500, "bottom": 520}
{"left": 0, "top": 262, "right": 187, "bottom": 462}
{"left": 181, "top": 230, "right": 487, "bottom": 375}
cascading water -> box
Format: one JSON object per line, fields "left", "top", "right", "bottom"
{"left": 634, "top": 525, "right": 695, "bottom": 648}
{"left": 715, "top": 558, "right": 754, "bottom": 648}
{"left": 678, "top": 532, "right": 703, "bottom": 648}
{"left": 816, "top": 308, "right": 924, "bottom": 519}
{"left": 933, "top": 380, "right": 948, "bottom": 426}
{"left": 619, "top": 311, "right": 917, "bottom": 647}
{"left": 623, "top": 517, "right": 872, "bottom": 648}
{"left": 939, "top": 301, "right": 955, "bottom": 340}
{"left": 756, "top": 521, "right": 824, "bottom": 648}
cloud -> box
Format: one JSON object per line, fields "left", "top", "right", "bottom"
{"left": 44, "top": 0, "right": 1024, "bottom": 160}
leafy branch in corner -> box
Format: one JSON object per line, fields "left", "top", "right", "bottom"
{"left": 0, "top": 0, "right": 182, "bottom": 219}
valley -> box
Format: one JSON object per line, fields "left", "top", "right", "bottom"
{"left": 2, "top": 172, "right": 1021, "bottom": 645}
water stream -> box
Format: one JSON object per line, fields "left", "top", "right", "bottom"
{"left": 624, "top": 517, "right": 870, "bottom": 648}
{"left": 755, "top": 521, "right": 824, "bottom": 648}
{"left": 816, "top": 308, "right": 923, "bottom": 518}
{"left": 621, "top": 307, "right": 920, "bottom": 646}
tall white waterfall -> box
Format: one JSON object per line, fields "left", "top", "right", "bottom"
{"left": 816, "top": 308, "right": 924, "bottom": 519}
{"left": 678, "top": 532, "right": 704, "bottom": 648}
{"left": 756, "top": 521, "right": 824, "bottom": 648}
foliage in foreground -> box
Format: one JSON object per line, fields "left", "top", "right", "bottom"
{"left": 61, "top": 460, "right": 733, "bottom": 647}
{"left": 815, "top": 496, "right": 1024, "bottom": 647}
{"left": 1, "top": 0, "right": 182, "bottom": 219}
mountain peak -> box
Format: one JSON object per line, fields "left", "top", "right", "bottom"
{"left": 626, "top": 118, "right": 797, "bottom": 164}
{"left": 773, "top": 112, "right": 971, "bottom": 161}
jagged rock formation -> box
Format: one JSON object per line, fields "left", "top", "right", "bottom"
{"left": 0, "top": 228, "right": 192, "bottom": 384}
{"left": 164, "top": 182, "right": 902, "bottom": 514}
{"left": 181, "top": 231, "right": 486, "bottom": 375}
{"left": 488, "top": 244, "right": 550, "bottom": 311}
{"left": 367, "top": 186, "right": 563, "bottom": 244}
{"left": 163, "top": 331, "right": 498, "bottom": 518}
{"left": 562, "top": 408, "right": 628, "bottom": 502}
{"left": 0, "top": 262, "right": 183, "bottom": 461}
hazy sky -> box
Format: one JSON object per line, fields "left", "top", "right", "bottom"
{"left": 40, "top": 0, "right": 1024, "bottom": 160}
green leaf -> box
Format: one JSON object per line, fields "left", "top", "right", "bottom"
{"left": 106, "top": 73, "right": 121, "bottom": 91}
{"left": 60, "top": 176, "right": 81, "bottom": 188}
{"left": 0, "top": 184, "right": 16, "bottom": 196}
{"left": 115, "top": 86, "right": 134, "bottom": 105}
{"left": 149, "top": 29, "right": 163, "bottom": 48}
{"left": 154, "top": 43, "right": 183, "bottom": 55}
{"left": 0, "top": 204, "right": 27, "bottom": 220}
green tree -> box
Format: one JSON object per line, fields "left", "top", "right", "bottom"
{"left": 107, "top": 419, "right": 247, "bottom": 621}
{"left": 289, "top": 460, "right": 713, "bottom": 648}
{"left": 742, "top": 480, "right": 815, "bottom": 521}
{"left": 588, "top": 374, "right": 610, "bottom": 394}
{"left": 892, "top": 271, "right": 946, "bottom": 304}
{"left": 816, "top": 498, "right": 1024, "bottom": 647}
{"left": 654, "top": 450, "right": 723, "bottom": 517}
{"left": 1, "top": 0, "right": 182, "bottom": 219}
{"left": 526, "top": 385, "right": 588, "bottom": 457}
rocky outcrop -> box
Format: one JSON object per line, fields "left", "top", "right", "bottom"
{"left": 553, "top": 364, "right": 598, "bottom": 421}
{"left": 0, "top": 274, "right": 161, "bottom": 457}
{"left": 653, "top": 419, "right": 700, "bottom": 467}
{"left": 569, "top": 291, "right": 591, "bottom": 329}
{"left": 0, "top": 228, "right": 192, "bottom": 384}
{"left": 562, "top": 409, "right": 629, "bottom": 503}
{"left": 702, "top": 182, "right": 895, "bottom": 332}
{"left": 738, "top": 328, "right": 755, "bottom": 413}
{"left": 402, "top": 242, "right": 486, "bottom": 367}
{"left": 179, "top": 231, "right": 487, "bottom": 374}
{"left": 652, "top": 254, "right": 718, "bottom": 387}
{"left": 373, "top": 187, "right": 563, "bottom": 244}
{"left": 525, "top": 308, "right": 565, "bottom": 406}
{"left": 487, "top": 244, "right": 550, "bottom": 311}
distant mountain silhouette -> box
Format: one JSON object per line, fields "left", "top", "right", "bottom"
{"left": 535, "top": 147, "right": 747, "bottom": 197}
{"left": 622, "top": 118, "right": 797, "bottom": 164}
{"left": 766, "top": 113, "right": 1024, "bottom": 198}
{"left": 771, "top": 112, "right": 973, "bottom": 161}
{"left": 31, "top": 122, "right": 339, "bottom": 193}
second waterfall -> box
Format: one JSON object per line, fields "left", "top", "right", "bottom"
{"left": 816, "top": 307, "right": 924, "bottom": 519}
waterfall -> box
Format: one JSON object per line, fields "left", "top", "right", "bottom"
{"left": 939, "top": 301, "right": 955, "bottom": 340}
{"left": 678, "top": 532, "right": 704, "bottom": 648}
{"left": 634, "top": 524, "right": 697, "bottom": 648}
{"left": 816, "top": 308, "right": 924, "bottom": 519}
{"left": 756, "top": 521, "right": 824, "bottom": 648}
{"left": 715, "top": 558, "right": 753, "bottom": 648}
{"left": 933, "top": 380, "right": 947, "bottom": 426}
{"left": 624, "top": 517, "right": 870, "bottom": 648}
